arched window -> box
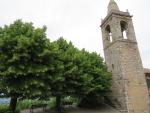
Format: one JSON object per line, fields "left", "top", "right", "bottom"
{"left": 105, "top": 25, "right": 113, "bottom": 42}
{"left": 120, "top": 21, "right": 128, "bottom": 39}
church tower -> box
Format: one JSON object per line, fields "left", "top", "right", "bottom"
{"left": 101, "top": 0, "right": 150, "bottom": 113}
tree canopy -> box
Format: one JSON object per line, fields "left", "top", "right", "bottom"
{"left": 0, "top": 20, "right": 53, "bottom": 111}
{"left": 0, "top": 20, "right": 112, "bottom": 112}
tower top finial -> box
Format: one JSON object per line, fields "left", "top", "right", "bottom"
{"left": 107, "top": 0, "right": 119, "bottom": 14}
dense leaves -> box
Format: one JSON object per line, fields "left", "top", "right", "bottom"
{"left": 49, "top": 38, "right": 112, "bottom": 111}
{"left": 0, "top": 20, "right": 53, "bottom": 111}
{"left": 0, "top": 20, "right": 112, "bottom": 112}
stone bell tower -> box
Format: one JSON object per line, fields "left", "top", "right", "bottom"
{"left": 101, "top": 0, "right": 150, "bottom": 113}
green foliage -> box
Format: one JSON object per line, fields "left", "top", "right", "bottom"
{"left": 17, "top": 100, "right": 33, "bottom": 110}
{"left": 49, "top": 38, "right": 78, "bottom": 96}
{"left": 0, "top": 104, "right": 8, "bottom": 111}
{"left": 0, "top": 20, "right": 54, "bottom": 111}
{"left": 0, "top": 19, "right": 52, "bottom": 98}
{"left": 0, "top": 105, "right": 20, "bottom": 113}
{"left": 51, "top": 38, "right": 112, "bottom": 109}
{"left": 0, "top": 20, "right": 112, "bottom": 111}
{"left": 62, "top": 96, "right": 78, "bottom": 106}
{"left": 17, "top": 99, "right": 53, "bottom": 110}
{"left": 15, "top": 99, "right": 56, "bottom": 111}
{"left": 76, "top": 50, "right": 112, "bottom": 107}
{"left": 47, "top": 98, "right": 56, "bottom": 109}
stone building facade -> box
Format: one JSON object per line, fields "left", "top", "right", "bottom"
{"left": 100, "top": 0, "right": 150, "bottom": 113}
{"left": 144, "top": 68, "right": 150, "bottom": 95}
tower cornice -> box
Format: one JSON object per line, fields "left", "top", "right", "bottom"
{"left": 101, "top": 11, "right": 132, "bottom": 27}
{"left": 103, "top": 39, "right": 137, "bottom": 50}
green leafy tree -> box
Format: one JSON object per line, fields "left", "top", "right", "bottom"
{"left": 50, "top": 38, "right": 112, "bottom": 112}
{"left": 0, "top": 20, "right": 53, "bottom": 111}
{"left": 77, "top": 50, "right": 112, "bottom": 107}
{"left": 0, "top": 20, "right": 112, "bottom": 113}
{"left": 50, "top": 38, "right": 78, "bottom": 112}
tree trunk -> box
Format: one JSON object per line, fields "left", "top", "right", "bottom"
{"left": 56, "top": 95, "right": 61, "bottom": 113}
{"left": 9, "top": 96, "right": 17, "bottom": 113}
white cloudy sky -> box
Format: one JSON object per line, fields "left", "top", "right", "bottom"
{"left": 0, "top": 0, "right": 149, "bottom": 68}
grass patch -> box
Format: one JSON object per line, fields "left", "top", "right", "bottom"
{"left": 0, "top": 104, "right": 20, "bottom": 113}
{"left": 17, "top": 98, "right": 56, "bottom": 110}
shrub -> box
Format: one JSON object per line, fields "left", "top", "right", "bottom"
{"left": 0, "top": 104, "right": 20, "bottom": 113}
{"left": 78, "top": 93, "right": 104, "bottom": 108}
{"left": 17, "top": 100, "right": 33, "bottom": 110}
{"left": 47, "top": 98, "right": 56, "bottom": 109}
{"left": 17, "top": 99, "right": 56, "bottom": 110}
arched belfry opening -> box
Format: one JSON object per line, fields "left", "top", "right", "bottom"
{"left": 105, "top": 25, "right": 113, "bottom": 42}
{"left": 120, "top": 21, "right": 128, "bottom": 39}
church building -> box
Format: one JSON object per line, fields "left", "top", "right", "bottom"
{"left": 144, "top": 68, "right": 150, "bottom": 95}
{"left": 100, "top": 0, "right": 150, "bottom": 113}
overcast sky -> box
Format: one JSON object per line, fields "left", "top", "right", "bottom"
{"left": 0, "top": 0, "right": 149, "bottom": 68}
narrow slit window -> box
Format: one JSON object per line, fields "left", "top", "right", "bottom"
{"left": 109, "top": 32, "right": 113, "bottom": 42}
